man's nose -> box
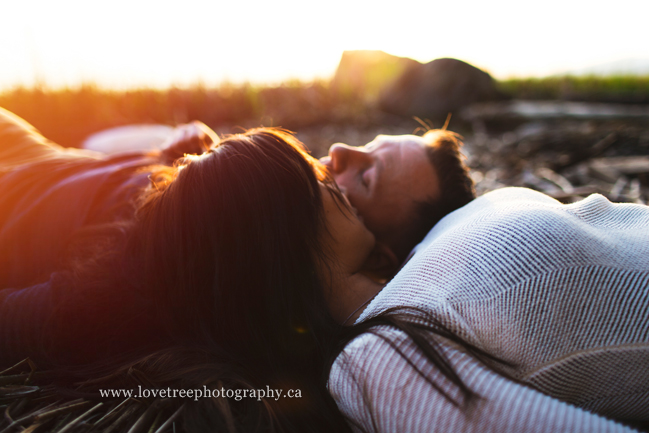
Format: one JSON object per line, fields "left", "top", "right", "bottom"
{"left": 326, "top": 143, "right": 369, "bottom": 174}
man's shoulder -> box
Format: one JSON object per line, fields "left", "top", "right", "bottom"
{"left": 470, "top": 187, "right": 560, "bottom": 207}
{"left": 410, "top": 187, "right": 557, "bottom": 257}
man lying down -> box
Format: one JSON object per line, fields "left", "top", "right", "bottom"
{"left": 1, "top": 107, "right": 647, "bottom": 432}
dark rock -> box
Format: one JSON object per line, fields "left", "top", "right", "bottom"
{"left": 379, "top": 58, "right": 505, "bottom": 120}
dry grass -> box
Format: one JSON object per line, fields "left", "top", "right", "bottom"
{"left": 0, "top": 360, "right": 182, "bottom": 433}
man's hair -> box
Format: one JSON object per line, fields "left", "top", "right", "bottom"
{"left": 402, "top": 130, "right": 475, "bottom": 257}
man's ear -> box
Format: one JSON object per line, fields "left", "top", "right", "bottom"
{"left": 361, "top": 242, "right": 400, "bottom": 281}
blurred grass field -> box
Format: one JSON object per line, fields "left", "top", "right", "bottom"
{"left": 1, "top": 75, "right": 648, "bottom": 151}
{"left": 498, "top": 75, "right": 649, "bottom": 103}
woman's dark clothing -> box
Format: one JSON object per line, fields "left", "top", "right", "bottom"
{"left": 0, "top": 107, "right": 157, "bottom": 367}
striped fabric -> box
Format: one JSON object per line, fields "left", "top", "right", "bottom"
{"left": 329, "top": 187, "right": 649, "bottom": 432}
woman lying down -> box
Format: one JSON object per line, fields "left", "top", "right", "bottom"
{"left": 0, "top": 106, "right": 647, "bottom": 432}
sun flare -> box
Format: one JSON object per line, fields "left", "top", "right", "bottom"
{"left": 1, "top": 0, "right": 648, "bottom": 90}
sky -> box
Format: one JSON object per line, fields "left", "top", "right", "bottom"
{"left": 1, "top": 0, "right": 648, "bottom": 90}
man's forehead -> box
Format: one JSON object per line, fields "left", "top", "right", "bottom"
{"left": 382, "top": 135, "right": 438, "bottom": 199}
{"left": 368, "top": 135, "right": 430, "bottom": 167}
{"left": 368, "top": 134, "right": 427, "bottom": 149}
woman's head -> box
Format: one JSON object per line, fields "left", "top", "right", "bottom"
{"left": 128, "top": 128, "right": 376, "bottom": 367}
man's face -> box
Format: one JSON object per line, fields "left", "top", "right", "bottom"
{"left": 320, "top": 134, "right": 440, "bottom": 261}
